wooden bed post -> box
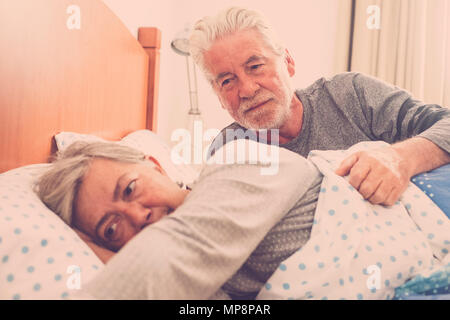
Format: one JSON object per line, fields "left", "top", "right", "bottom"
{"left": 138, "top": 27, "right": 161, "bottom": 132}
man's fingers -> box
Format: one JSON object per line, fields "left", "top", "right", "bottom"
{"left": 347, "top": 161, "right": 371, "bottom": 191}
{"left": 335, "top": 153, "right": 360, "bottom": 176}
{"left": 384, "top": 185, "right": 406, "bottom": 206}
{"left": 336, "top": 147, "right": 412, "bottom": 206}
{"left": 357, "top": 173, "right": 381, "bottom": 200}
{"left": 368, "top": 182, "right": 394, "bottom": 205}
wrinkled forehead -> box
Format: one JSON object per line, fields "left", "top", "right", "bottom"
{"left": 72, "top": 159, "right": 120, "bottom": 228}
{"left": 207, "top": 27, "right": 279, "bottom": 53}
{"left": 203, "top": 29, "right": 280, "bottom": 79}
{"left": 81, "top": 158, "right": 126, "bottom": 191}
{"left": 75, "top": 158, "right": 153, "bottom": 205}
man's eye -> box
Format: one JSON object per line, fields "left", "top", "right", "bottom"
{"left": 124, "top": 180, "right": 136, "bottom": 198}
{"left": 248, "top": 64, "right": 265, "bottom": 72}
{"left": 221, "top": 78, "right": 232, "bottom": 87}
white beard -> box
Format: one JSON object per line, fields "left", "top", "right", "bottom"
{"left": 235, "top": 68, "right": 294, "bottom": 130}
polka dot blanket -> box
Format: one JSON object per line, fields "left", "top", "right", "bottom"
{"left": 257, "top": 142, "right": 450, "bottom": 300}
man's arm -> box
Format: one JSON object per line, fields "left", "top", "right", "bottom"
{"left": 392, "top": 137, "right": 450, "bottom": 177}
{"left": 336, "top": 137, "right": 450, "bottom": 205}
{"left": 334, "top": 73, "right": 450, "bottom": 205}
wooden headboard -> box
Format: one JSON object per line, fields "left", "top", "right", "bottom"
{"left": 0, "top": 0, "right": 161, "bottom": 173}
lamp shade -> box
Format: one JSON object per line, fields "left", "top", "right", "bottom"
{"left": 171, "top": 38, "right": 190, "bottom": 56}
{"left": 171, "top": 26, "right": 191, "bottom": 56}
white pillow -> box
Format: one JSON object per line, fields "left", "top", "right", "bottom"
{"left": 0, "top": 164, "right": 103, "bottom": 300}
{"left": 55, "top": 129, "right": 199, "bottom": 188}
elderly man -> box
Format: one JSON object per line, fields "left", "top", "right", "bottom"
{"left": 189, "top": 6, "right": 450, "bottom": 206}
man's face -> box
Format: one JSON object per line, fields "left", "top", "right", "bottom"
{"left": 203, "top": 28, "right": 296, "bottom": 130}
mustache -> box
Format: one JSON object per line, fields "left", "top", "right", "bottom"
{"left": 240, "top": 91, "right": 276, "bottom": 112}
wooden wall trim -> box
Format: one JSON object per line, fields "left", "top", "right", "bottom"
{"left": 0, "top": 1, "right": 155, "bottom": 172}
{"left": 138, "top": 27, "right": 161, "bottom": 132}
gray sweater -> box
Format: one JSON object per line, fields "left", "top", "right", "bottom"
{"left": 209, "top": 72, "right": 450, "bottom": 157}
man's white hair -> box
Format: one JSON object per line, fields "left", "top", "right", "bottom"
{"left": 189, "top": 7, "right": 285, "bottom": 81}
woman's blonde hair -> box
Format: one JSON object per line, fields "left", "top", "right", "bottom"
{"left": 34, "top": 141, "right": 147, "bottom": 225}
{"left": 189, "top": 6, "right": 285, "bottom": 81}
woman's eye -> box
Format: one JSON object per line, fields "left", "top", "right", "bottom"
{"left": 104, "top": 222, "right": 118, "bottom": 240}
{"left": 124, "top": 180, "right": 136, "bottom": 198}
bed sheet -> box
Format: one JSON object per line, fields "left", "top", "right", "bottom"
{"left": 257, "top": 141, "right": 450, "bottom": 300}
{"left": 394, "top": 252, "right": 450, "bottom": 299}
{"left": 412, "top": 164, "right": 450, "bottom": 219}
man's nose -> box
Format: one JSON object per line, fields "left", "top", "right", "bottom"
{"left": 124, "top": 203, "right": 151, "bottom": 230}
{"left": 238, "top": 74, "right": 259, "bottom": 99}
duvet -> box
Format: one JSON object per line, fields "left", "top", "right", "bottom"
{"left": 258, "top": 142, "right": 450, "bottom": 300}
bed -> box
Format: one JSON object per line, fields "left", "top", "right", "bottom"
{"left": 1, "top": 0, "right": 449, "bottom": 301}
{"left": 0, "top": 0, "right": 196, "bottom": 299}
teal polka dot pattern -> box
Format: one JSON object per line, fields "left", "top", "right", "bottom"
{"left": 412, "top": 164, "right": 450, "bottom": 219}
{"left": 395, "top": 262, "right": 450, "bottom": 299}
{"left": 258, "top": 142, "right": 450, "bottom": 300}
{"left": 0, "top": 164, "right": 104, "bottom": 299}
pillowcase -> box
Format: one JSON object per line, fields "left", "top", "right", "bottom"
{"left": 412, "top": 164, "right": 450, "bottom": 219}
{"left": 0, "top": 164, "right": 103, "bottom": 300}
{"left": 55, "top": 129, "right": 199, "bottom": 188}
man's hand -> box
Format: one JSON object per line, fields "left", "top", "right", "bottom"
{"left": 335, "top": 146, "right": 411, "bottom": 206}
{"left": 335, "top": 138, "right": 450, "bottom": 206}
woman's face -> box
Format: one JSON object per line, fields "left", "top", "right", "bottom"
{"left": 73, "top": 157, "right": 188, "bottom": 251}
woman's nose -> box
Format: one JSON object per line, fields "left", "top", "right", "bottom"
{"left": 124, "top": 203, "right": 151, "bottom": 230}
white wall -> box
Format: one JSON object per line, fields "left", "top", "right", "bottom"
{"left": 102, "top": 0, "right": 343, "bottom": 146}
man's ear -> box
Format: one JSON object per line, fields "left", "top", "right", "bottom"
{"left": 145, "top": 155, "right": 167, "bottom": 175}
{"left": 284, "top": 49, "right": 295, "bottom": 77}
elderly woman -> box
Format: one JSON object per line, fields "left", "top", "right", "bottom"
{"left": 35, "top": 140, "right": 322, "bottom": 299}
